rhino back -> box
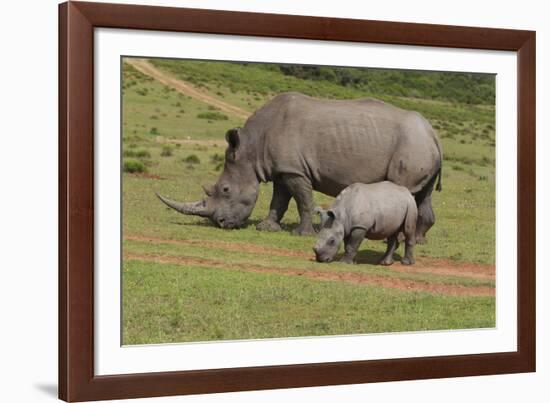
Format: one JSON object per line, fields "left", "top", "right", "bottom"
{"left": 244, "top": 93, "right": 440, "bottom": 195}
{"left": 338, "top": 182, "right": 414, "bottom": 239}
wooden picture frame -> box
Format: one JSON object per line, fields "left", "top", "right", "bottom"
{"left": 59, "top": 1, "right": 536, "bottom": 401}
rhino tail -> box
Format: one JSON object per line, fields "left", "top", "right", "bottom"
{"left": 436, "top": 165, "right": 442, "bottom": 192}
{"left": 434, "top": 129, "right": 443, "bottom": 192}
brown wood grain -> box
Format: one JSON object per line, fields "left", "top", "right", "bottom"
{"left": 59, "top": 1, "right": 536, "bottom": 401}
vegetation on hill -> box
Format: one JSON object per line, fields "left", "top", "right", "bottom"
{"left": 150, "top": 58, "right": 495, "bottom": 105}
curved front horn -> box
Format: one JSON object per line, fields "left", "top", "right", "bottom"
{"left": 155, "top": 193, "right": 212, "bottom": 218}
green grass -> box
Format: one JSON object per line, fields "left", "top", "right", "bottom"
{"left": 123, "top": 260, "right": 495, "bottom": 344}
{"left": 121, "top": 57, "right": 496, "bottom": 345}
{"left": 122, "top": 62, "right": 245, "bottom": 144}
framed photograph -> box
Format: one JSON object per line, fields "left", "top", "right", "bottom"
{"left": 59, "top": 1, "right": 536, "bottom": 401}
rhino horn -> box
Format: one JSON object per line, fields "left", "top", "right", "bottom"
{"left": 202, "top": 184, "right": 215, "bottom": 197}
{"left": 155, "top": 193, "right": 212, "bottom": 217}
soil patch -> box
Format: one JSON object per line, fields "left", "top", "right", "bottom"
{"left": 125, "top": 251, "right": 495, "bottom": 297}
{"left": 125, "top": 235, "right": 495, "bottom": 281}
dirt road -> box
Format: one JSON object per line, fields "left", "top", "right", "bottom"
{"left": 125, "top": 235, "right": 495, "bottom": 297}
{"left": 125, "top": 58, "right": 250, "bottom": 120}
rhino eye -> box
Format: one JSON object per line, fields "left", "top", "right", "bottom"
{"left": 222, "top": 185, "right": 230, "bottom": 193}
{"left": 328, "top": 238, "right": 335, "bottom": 246}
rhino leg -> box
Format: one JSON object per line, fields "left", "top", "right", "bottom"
{"left": 415, "top": 195, "right": 435, "bottom": 244}
{"left": 282, "top": 174, "right": 315, "bottom": 236}
{"left": 414, "top": 173, "right": 438, "bottom": 244}
{"left": 256, "top": 181, "right": 291, "bottom": 232}
{"left": 341, "top": 228, "right": 366, "bottom": 264}
{"left": 379, "top": 235, "right": 398, "bottom": 266}
{"left": 402, "top": 206, "right": 417, "bottom": 265}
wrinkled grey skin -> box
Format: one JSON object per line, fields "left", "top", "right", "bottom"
{"left": 313, "top": 182, "right": 417, "bottom": 265}
{"left": 156, "top": 92, "right": 442, "bottom": 238}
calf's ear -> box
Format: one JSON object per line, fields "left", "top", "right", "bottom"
{"left": 324, "top": 210, "right": 336, "bottom": 228}
{"left": 313, "top": 207, "right": 326, "bottom": 230}
{"left": 318, "top": 209, "right": 336, "bottom": 229}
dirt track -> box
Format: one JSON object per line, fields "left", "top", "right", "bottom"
{"left": 125, "top": 235, "right": 495, "bottom": 297}
{"left": 125, "top": 58, "right": 250, "bottom": 120}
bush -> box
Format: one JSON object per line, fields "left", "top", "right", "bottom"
{"left": 196, "top": 111, "right": 228, "bottom": 121}
{"left": 182, "top": 154, "right": 200, "bottom": 164}
{"left": 124, "top": 148, "right": 151, "bottom": 159}
{"left": 161, "top": 145, "right": 173, "bottom": 157}
{"left": 123, "top": 159, "right": 146, "bottom": 173}
{"left": 210, "top": 153, "right": 224, "bottom": 164}
{"left": 149, "top": 127, "right": 159, "bottom": 135}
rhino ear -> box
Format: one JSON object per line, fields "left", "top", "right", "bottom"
{"left": 313, "top": 207, "right": 326, "bottom": 230}
{"left": 225, "top": 128, "right": 241, "bottom": 150}
{"left": 324, "top": 210, "right": 336, "bottom": 228}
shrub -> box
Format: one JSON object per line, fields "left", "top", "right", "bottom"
{"left": 124, "top": 148, "right": 151, "bottom": 159}
{"left": 161, "top": 145, "right": 173, "bottom": 157}
{"left": 149, "top": 127, "right": 159, "bottom": 135}
{"left": 196, "top": 111, "right": 228, "bottom": 121}
{"left": 210, "top": 153, "right": 224, "bottom": 164}
{"left": 123, "top": 159, "right": 146, "bottom": 173}
{"left": 182, "top": 154, "right": 200, "bottom": 164}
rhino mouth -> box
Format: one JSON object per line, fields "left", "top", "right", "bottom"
{"left": 213, "top": 214, "right": 245, "bottom": 229}
{"left": 216, "top": 218, "right": 238, "bottom": 229}
{"left": 314, "top": 254, "right": 333, "bottom": 263}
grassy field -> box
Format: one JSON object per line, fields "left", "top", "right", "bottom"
{"left": 121, "top": 58, "right": 496, "bottom": 345}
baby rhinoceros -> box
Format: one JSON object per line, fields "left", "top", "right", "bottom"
{"left": 313, "top": 182, "right": 417, "bottom": 265}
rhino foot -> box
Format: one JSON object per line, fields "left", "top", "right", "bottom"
{"left": 256, "top": 220, "right": 282, "bottom": 232}
{"left": 379, "top": 257, "right": 395, "bottom": 266}
{"left": 415, "top": 234, "right": 428, "bottom": 244}
{"left": 292, "top": 224, "right": 315, "bottom": 236}
{"left": 339, "top": 256, "right": 355, "bottom": 264}
{"left": 401, "top": 256, "right": 415, "bottom": 265}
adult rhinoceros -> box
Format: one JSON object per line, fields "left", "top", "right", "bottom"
{"left": 156, "top": 92, "right": 442, "bottom": 241}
